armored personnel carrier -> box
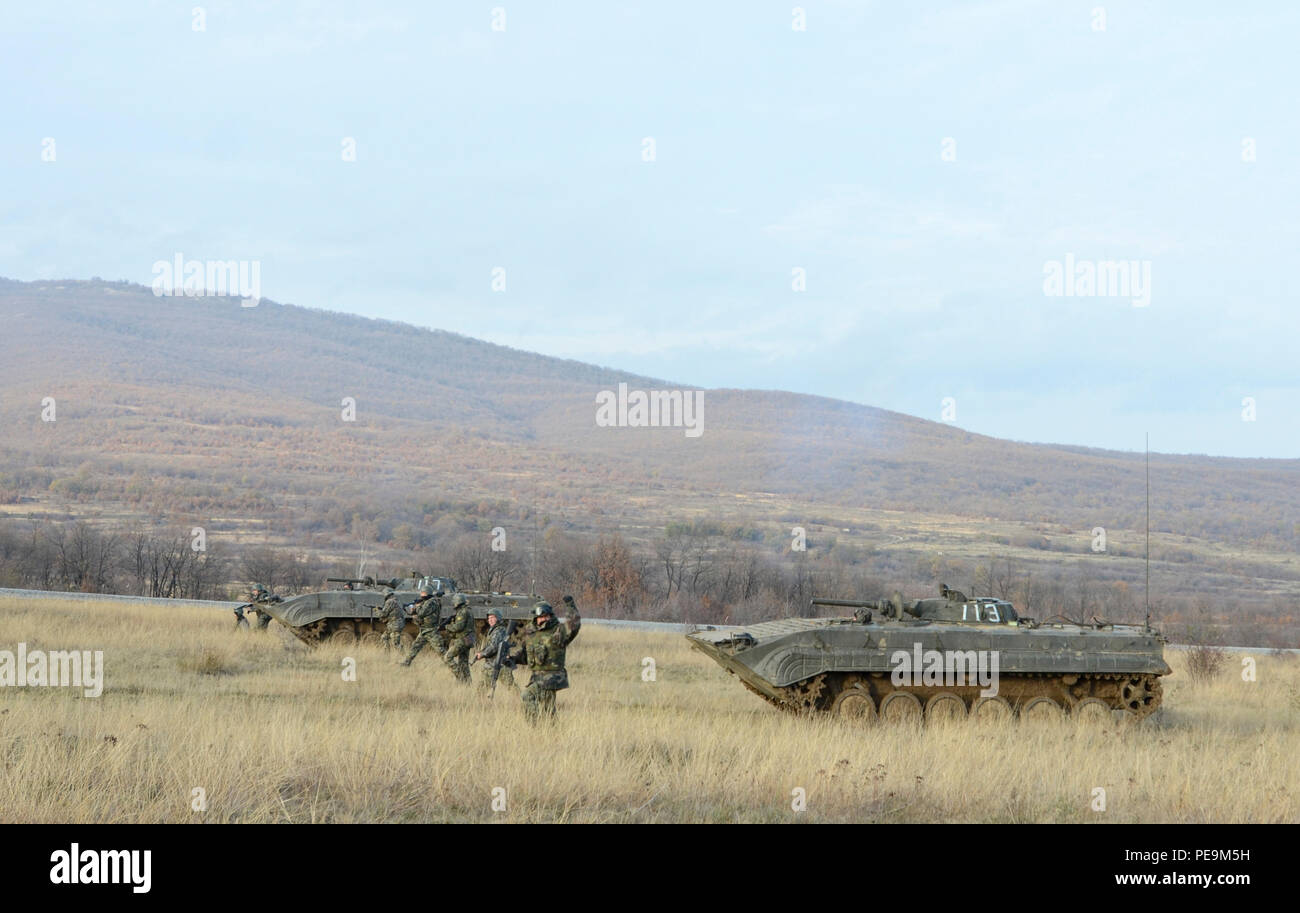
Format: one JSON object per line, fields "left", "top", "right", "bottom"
{"left": 687, "top": 585, "right": 1170, "bottom": 723}
{"left": 261, "top": 576, "right": 537, "bottom": 647}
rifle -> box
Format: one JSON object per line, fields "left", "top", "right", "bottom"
{"left": 489, "top": 620, "right": 518, "bottom": 698}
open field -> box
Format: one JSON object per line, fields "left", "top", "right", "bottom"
{"left": 2, "top": 596, "right": 1298, "bottom": 823}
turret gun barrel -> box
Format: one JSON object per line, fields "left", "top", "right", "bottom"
{"left": 326, "top": 576, "right": 399, "bottom": 589}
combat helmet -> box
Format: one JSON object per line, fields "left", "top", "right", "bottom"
{"left": 532, "top": 601, "right": 554, "bottom": 618}
{"left": 452, "top": 593, "right": 468, "bottom": 608}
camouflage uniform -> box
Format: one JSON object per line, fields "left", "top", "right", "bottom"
{"left": 442, "top": 597, "right": 476, "bottom": 683}
{"left": 509, "top": 597, "right": 581, "bottom": 720}
{"left": 376, "top": 592, "right": 406, "bottom": 650}
{"left": 233, "top": 603, "right": 250, "bottom": 630}
{"left": 250, "top": 593, "right": 279, "bottom": 629}
{"left": 249, "top": 585, "right": 280, "bottom": 632}
{"left": 476, "top": 616, "right": 516, "bottom": 691}
{"left": 940, "top": 583, "right": 968, "bottom": 603}
{"left": 401, "top": 592, "right": 445, "bottom": 666}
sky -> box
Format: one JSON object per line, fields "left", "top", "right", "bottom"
{"left": 2, "top": 1, "right": 1296, "bottom": 458}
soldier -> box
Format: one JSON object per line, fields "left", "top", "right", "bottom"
{"left": 940, "top": 582, "right": 968, "bottom": 603}
{"left": 507, "top": 595, "right": 581, "bottom": 721}
{"left": 441, "top": 594, "right": 476, "bottom": 683}
{"left": 474, "top": 609, "right": 515, "bottom": 691}
{"left": 233, "top": 602, "right": 251, "bottom": 631}
{"left": 248, "top": 583, "right": 280, "bottom": 632}
{"left": 400, "top": 587, "right": 444, "bottom": 666}
{"left": 376, "top": 589, "right": 406, "bottom": 651}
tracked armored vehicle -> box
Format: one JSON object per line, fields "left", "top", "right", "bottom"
{"left": 261, "top": 577, "right": 537, "bottom": 647}
{"left": 687, "top": 586, "right": 1171, "bottom": 723}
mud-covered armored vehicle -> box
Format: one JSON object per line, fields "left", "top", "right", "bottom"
{"left": 262, "top": 576, "right": 537, "bottom": 647}
{"left": 687, "top": 585, "right": 1171, "bottom": 723}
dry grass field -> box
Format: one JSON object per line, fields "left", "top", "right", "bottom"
{"left": 1, "top": 595, "right": 1297, "bottom": 823}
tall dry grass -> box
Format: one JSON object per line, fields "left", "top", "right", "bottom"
{"left": 0, "top": 596, "right": 1296, "bottom": 823}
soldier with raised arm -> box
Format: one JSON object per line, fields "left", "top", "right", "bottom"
{"left": 507, "top": 595, "right": 581, "bottom": 721}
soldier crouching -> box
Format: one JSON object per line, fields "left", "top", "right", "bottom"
{"left": 249, "top": 583, "right": 281, "bottom": 632}
{"left": 508, "top": 596, "right": 580, "bottom": 721}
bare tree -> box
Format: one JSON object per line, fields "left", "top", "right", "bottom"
{"left": 448, "top": 533, "right": 521, "bottom": 593}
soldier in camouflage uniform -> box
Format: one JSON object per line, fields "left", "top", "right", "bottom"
{"left": 474, "top": 609, "right": 515, "bottom": 691}
{"left": 441, "top": 593, "right": 476, "bottom": 683}
{"left": 376, "top": 589, "right": 406, "bottom": 651}
{"left": 400, "top": 587, "right": 444, "bottom": 666}
{"left": 507, "top": 595, "right": 581, "bottom": 721}
{"left": 248, "top": 583, "right": 280, "bottom": 632}
{"left": 939, "top": 582, "right": 968, "bottom": 603}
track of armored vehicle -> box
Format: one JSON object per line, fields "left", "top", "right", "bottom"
{"left": 260, "top": 577, "right": 538, "bottom": 648}
{"left": 687, "top": 587, "right": 1171, "bottom": 724}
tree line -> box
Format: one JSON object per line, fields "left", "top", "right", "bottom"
{"left": 1, "top": 518, "right": 1293, "bottom": 648}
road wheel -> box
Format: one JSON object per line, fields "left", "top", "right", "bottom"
{"left": 1021, "top": 696, "right": 1064, "bottom": 722}
{"left": 925, "top": 692, "right": 967, "bottom": 724}
{"left": 831, "top": 686, "right": 877, "bottom": 724}
{"left": 971, "top": 695, "right": 1013, "bottom": 723}
{"left": 878, "top": 691, "right": 923, "bottom": 724}
{"left": 1073, "top": 697, "right": 1112, "bottom": 725}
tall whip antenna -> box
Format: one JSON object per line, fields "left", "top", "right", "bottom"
{"left": 531, "top": 508, "right": 538, "bottom": 596}
{"left": 1145, "top": 433, "right": 1150, "bottom": 630}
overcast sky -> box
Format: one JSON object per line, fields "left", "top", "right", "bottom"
{"left": 3, "top": 1, "right": 1296, "bottom": 458}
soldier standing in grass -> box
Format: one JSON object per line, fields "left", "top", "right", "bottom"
{"left": 377, "top": 588, "right": 406, "bottom": 651}
{"left": 508, "top": 595, "right": 581, "bottom": 721}
{"left": 441, "top": 593, "right": 476, "bottom": 683}
{"left": 474, "top": 609, "right": 515, "bottom": 691}
{"left": 400, "top": 586, "right": 444, "bottom": 666}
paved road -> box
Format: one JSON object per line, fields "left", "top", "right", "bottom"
{"left": 0, "top": 586, "right": 247, "bottom": 609}
{"left": 0, "top": 587, "right": 724, "bottom": 633}
{"left": 1, "top": 587, "right": 1293, "bottom": 650}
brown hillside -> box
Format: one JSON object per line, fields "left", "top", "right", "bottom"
{"left": 2, "top": 278, "right": 1299, "bottom": 638}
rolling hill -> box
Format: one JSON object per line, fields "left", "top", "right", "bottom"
{"left": 2, "top": 278, "right": 1298, "bottom": 641}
